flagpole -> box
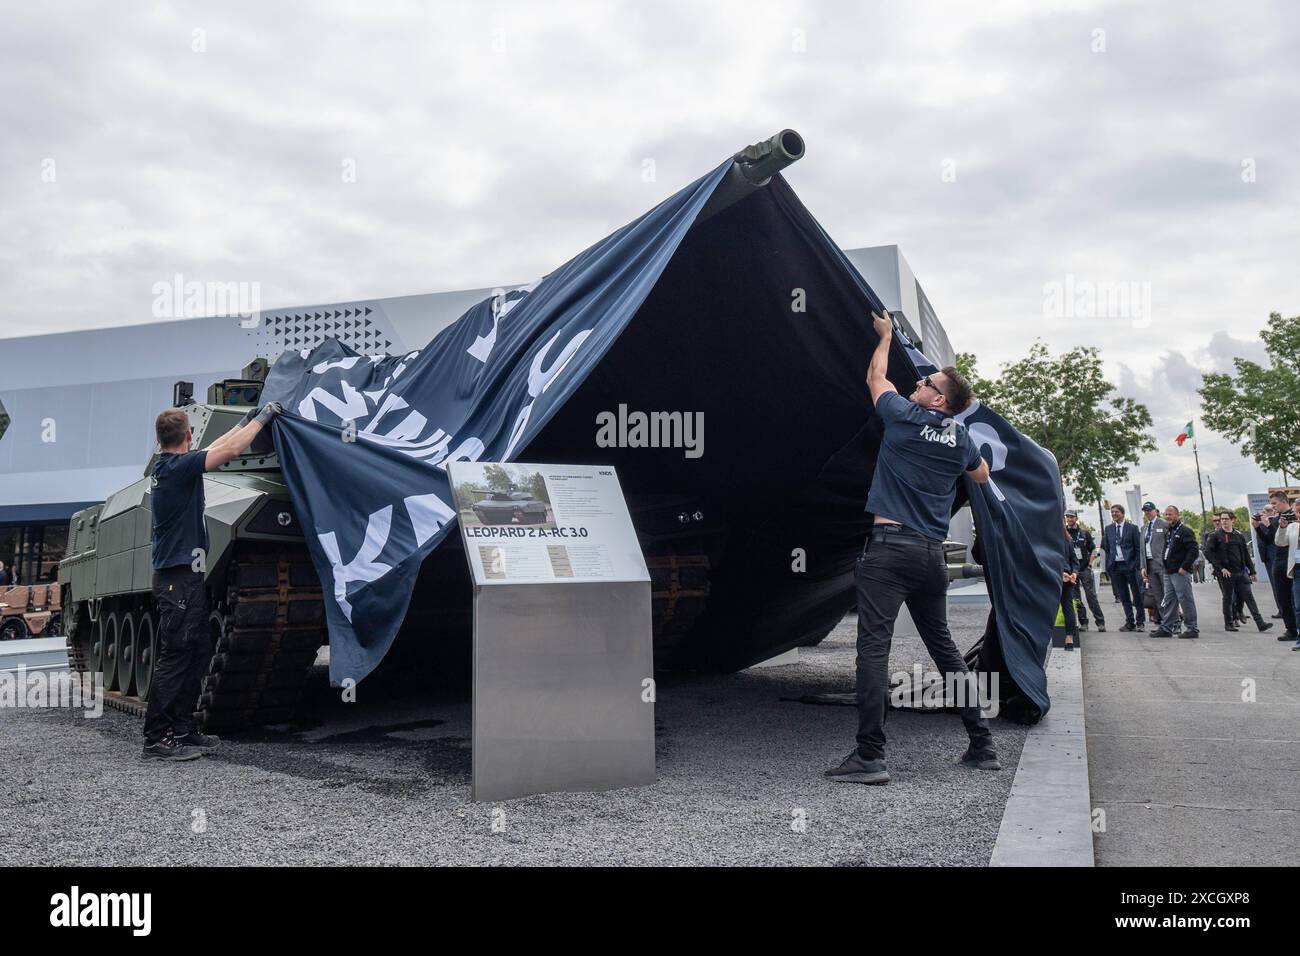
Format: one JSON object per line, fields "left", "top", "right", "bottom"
{"left": 1191, "top": 424, "right": 1209, "bottom": 532}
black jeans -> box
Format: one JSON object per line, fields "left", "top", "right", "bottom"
{"left": 854, "top": 526, "right": 993, "bottom": 761}
{"left": 142, "top": 566, "right": 210, "bottom": 742}
{"left": 1217, "top": 570, "right": 1263, "bottom": 627}
{"left": 1060, "top": 581, "right": 1078, "bottom": 635}
{"left": 1270, "top": 562, "right": 1297, "bottom": 637}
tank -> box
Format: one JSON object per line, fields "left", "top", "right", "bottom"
{"left": 55, "top": 130, "right": 838, "bottom": 729}
{"left": 58, "top": 360, "right": 328, "bottom": 729}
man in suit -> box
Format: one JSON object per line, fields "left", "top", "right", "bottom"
{"left": 1205, "top": 510, "right": 1272, "bottom": 633}
{"left": 1065, "top": 511, "right": 1105, "bottom": 631}
{"left": 1102, "top": 504, "right": 1143, "bottom": 630}
{"left": 1152, "top": 505, "right": 1200, "bottom": 638}
{"left": 1140, "top": 502, "right": 1169, "bottom": 627}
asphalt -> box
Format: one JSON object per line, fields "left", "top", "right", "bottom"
{"left": 1083, "top": 578, "right": 1300, "bottom": 866}
{"left": 0, "top": 603, "right": 1026, "bottom": 866}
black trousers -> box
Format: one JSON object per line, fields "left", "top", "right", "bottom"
{"left": 1072, "top": 569, "right": 1104, "bottom": 626}
{"left": 1110, "top": 564, "right": 1143, "bottom": 626}
{"left": 1060, "top": 581, "right": 1078, "bottom": 634}
{"left": 854, "top": 526, "right": 993, "bottom": 761}
{"left": 1269, "top": 562, "right": 1297, "bottom": 636}
{"left": 142, "top": 566, "right": 210, "bottom": 742}
{"left": 1217, "top": 570, "right": 1262, "bottom": 627}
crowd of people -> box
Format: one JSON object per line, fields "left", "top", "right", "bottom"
{"left": 1057, "top": 491, "right": 1300, "bottom": 653}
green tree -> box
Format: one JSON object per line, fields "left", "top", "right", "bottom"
{"left": 958, "top": 342, "right": 1156, "bottom": 504}
{"left": 482, "top": 463, "right": 515, "bottom": 491}
{"left": 1199, "top": 312, "right": 1300, "bottom": 476}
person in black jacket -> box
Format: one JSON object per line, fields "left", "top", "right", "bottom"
{"left": 1060, "top": 526, "right": 1080, "bottom": 650}
{"left": 1255, "top": 492, "right": 1298, "bottom": 641}
{"left": 1205, "top": 511, "right": 1273, "bottom": 632}
{"left": 1065, "top": 511, "right": 1105, "bottom": 631}
{"left": 1152, "top": 505, "right": 1200, "bottom": 638}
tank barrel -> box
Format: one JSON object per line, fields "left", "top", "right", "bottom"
{"left": 697, "top": 128, "right": 805, "bottom": 223}
{"left": 947, "top": 562, "right": 986, "bottom": 582}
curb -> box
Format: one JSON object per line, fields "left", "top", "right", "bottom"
{"left": 989, "top": 643, "right": 1094, "bottom": 866}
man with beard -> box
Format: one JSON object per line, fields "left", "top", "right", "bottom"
{"left": 825, "top": 311, "right": 995, "bottom": 786}
{"left": 1152, "top": 505, "right": 1200, "bottom": 639}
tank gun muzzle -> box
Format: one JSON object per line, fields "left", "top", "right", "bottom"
{"left": 697, "top": 129, "right": 805, "bottom": 223}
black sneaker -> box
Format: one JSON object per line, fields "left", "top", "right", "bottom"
{"left": 1278, "top": 632, "right": 1297, "bottom": 642}
{"left": 1118, "top": 623, "right": 1136, "bottom": 632}
{"left": 1149, "top": 628, "right": 1174, "bottom": 638}
{"left": 1225, "top": 623, "right": 1239, "bottom": 632}
{"left": 1178, "top": 630, "right": 1199, "bottom": 640}
{"left": 1079, "top": 622, "right": 1089, "bottom": 632}
{"left": 1257, "top": 622, "right": 1273, "bottom": 633}
{"left": 825, "top": 751, "right": 890, "bottom": 785}
{"left": 1096, "top": 624, "right": 1106, "bottom": 632}
{"left": 174, "top": 731, "right": 221, "bottom": 752}
{"left": 960, "top": 746, "right": 1002, "bottom": 771}
{"left": 142, "top": 735, "right": 202, "bottom": 762}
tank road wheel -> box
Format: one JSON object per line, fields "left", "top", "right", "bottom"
{"left": 101, "top": 611, "right": 120, "bottom": 692}
{"left": 134, "top": 611, "right": 156, "bottom": 701}
{"left": 117, "top": 610, "right": 137, "bottom": 696}
{"left": 0, "top": 617, "right": 27, "bottom": 641}
{"left": 88, "top": 613, "right": 106, "bottom": 675}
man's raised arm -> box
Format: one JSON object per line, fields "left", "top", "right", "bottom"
{"left": 867, "top": 311, "right": 897, "bottom": 406}
{"left": 203, "top": 402, "right": 282, "bottom": 471}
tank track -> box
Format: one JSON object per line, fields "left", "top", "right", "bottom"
{"left": 197, "top": 546, "right": 325, "bottom": 730}
{"left": 65, "top": 546, "right": 326, "bottom": 730}
{"left": 646, "top": 545, "right": 710, "bottom": 663}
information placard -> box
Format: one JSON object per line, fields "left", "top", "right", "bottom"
{"left": 448, "top": 461, "right": 650, "bottom": 585}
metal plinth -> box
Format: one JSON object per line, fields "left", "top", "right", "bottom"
{"left": 472, "top": 580, "right": 655, "bottom": 802}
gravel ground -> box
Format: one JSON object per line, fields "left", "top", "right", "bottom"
{"left": 0, "top": 605, "right": 1024, "bottom": 865}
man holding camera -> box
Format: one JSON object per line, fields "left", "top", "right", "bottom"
{"left": 825, "top": 311, "right": 995, "bottom": 786}
{"left": 1256, "top": 491, "right": 1299, "bottom": 642}
{"left": 1205, "top": 511, "right": 1272, "bottom": 633}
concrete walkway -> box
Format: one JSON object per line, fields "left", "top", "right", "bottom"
{"left": 1083, "top": 579, "right": 1300, "bottom": 866}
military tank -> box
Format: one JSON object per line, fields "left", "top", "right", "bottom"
{"left": 58, "top": 360, "right": 328, "bottom": 729}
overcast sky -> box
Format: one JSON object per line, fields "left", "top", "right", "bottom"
{"left": 2, "top": 0, "right": 1295, "bottom": 509}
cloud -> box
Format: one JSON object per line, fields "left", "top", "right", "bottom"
{"left": 0, "top": 0, "right": 1295, "bottom": 507}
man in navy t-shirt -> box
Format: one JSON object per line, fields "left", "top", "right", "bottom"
{"left": 826, "top": 311, "right": 995, "bottom": 786}
{"left": 141, "top": 401, "right": 281, "bottom": 761}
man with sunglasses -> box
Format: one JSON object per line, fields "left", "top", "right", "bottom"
{"left": 826, "top": 311, "right": 995, "bottom": 785}
{"left": 141, "top": 401, "right": 282, "bottom": 761}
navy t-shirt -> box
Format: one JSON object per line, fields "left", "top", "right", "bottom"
{"left": 150, "top": 450, "right": 209, "bottom": 570}
{"left": 865, "top": 391, "right": 983, "bottom": 541}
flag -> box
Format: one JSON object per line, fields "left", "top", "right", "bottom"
{"left": 1175, "top": 421, "right": 1194, "bottom": 446}
{"left": 259, "top": 145, "right": 1058, "bottom": 712}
